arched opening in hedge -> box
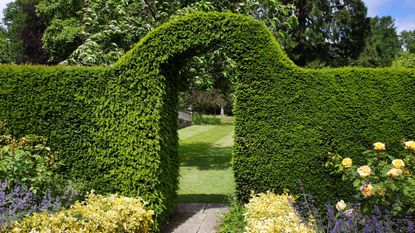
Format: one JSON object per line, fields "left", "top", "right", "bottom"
{"left": 91, "top": 12, "right": 298, "bottom": 226}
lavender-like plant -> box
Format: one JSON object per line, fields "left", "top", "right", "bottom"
{"left": 292, "top": 190, "right": 415, "bottom": 233}
{"left": 0, "top": 179, "right": 79, "bottom": 229}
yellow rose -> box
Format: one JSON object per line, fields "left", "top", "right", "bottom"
{"left": 335, "top": 200, "right": 347, "bottom": 211}
{"left": 387, "top": 168, "right": 403, "bottom": 178}
{"left": 361, "top": 184, "right": 373, "bottom": 197}
{"left": 392, "top": 159, "right": 405, "bottom": 169}
{"left": 357, "top": 165, "right": 371, "bottom": 178}
{"left": 405, "top": 140, "right": 415, "bottom": 152}
{"left": 373, "top": 142, "right": 386, "bottom": 152}
{"left": 342, "top": 158, "right": 352, "bottom": 168}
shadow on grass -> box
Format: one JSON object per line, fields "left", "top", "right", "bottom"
{"left": 177, "top": 194, "right": 231, "bottom": 203}
{"left": 179, "top": 142, "right": 232, "bottom": 170}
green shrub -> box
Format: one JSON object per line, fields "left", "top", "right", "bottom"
{"left": 5, "top": 193, "right": 154, "bottom": 233}
{"left": 192, "top": 113, "right": 221, "bottom": 125}
{"left": 217, "top": 198, "right": 246, "bottom": 233}
{"left": 0, "top": 65, "right": 107, "bottom": 192}
{"left": 244, "top": 192, "right": 315, "bottom": 233}
{"left": 0, "top": 127, "right": 63, "bottom": 195}
{"left": 328, "top": 140, "right": 415, "bottom": 214}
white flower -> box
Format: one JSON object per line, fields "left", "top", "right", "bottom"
{"left": 357, "top": 165, "right": 371, "bottom": 178}
{"left": 336, "top": 200, "right": 347, "bottom": 211}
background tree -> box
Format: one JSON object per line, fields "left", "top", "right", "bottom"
{"left": 2, "top": 0, "right": 48, "bottom": 64}
{"left": 354, "top": 16, "right": 401, "bottom": 67}
{"left": 279, "top": 0, "right": 370, "bottom": 67}
{"left": 35, "top": 0, "right": 84, "bottom": 64}
{"left": 400, "top": 30, "right": 415, "bottom": 54}
{"left": 0, "top": 26, "right": 12, "bottom": 63}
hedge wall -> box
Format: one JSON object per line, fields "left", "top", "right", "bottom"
{"left": 1, "top": 12, "right": 415, "bottom": 230}
{"left": 0, "top": 65, "right": 107, "bottom": 184}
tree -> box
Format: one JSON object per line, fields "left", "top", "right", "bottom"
{"left": 36, "top": 0, "right": 158, "bottom": 65}
{"left": 0, "top": 26, "right": 12, "bottom": 63}
{"left": 36, "top": 0, "right": 297, "bottom": 66}
{"left": 279, "top": 0, "right": 370, "bottom": 67}
{"left": 400, "top": 30, "right": 415, "bottom": 54}
{"left": 354, "top": 16, "right": 401, "bottom": 67}
{"left": 35, "top": 0, "right": 84, "bottom": 64}
{"left": 3, "top": 0, "right": 48, "bottom": 64}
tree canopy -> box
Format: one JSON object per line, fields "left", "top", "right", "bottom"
{"left": 354, "top": 16, "right": 401, "bottom": 67}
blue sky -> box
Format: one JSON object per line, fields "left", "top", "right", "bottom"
{"left": 0, "top": 0, "right": 414, "bottom": 32}
{"left": 363, "top": 0, "right": 415, "bottom": 32}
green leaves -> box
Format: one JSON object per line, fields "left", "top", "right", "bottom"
{"left": 0, "top": 132, "right": 63, "bottom": 195}
{"left": 1, "top": 11, "right": 415, "bottom": 231}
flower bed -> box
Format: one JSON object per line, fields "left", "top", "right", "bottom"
{"left": 4, "top": 193, "right": 154, "bottom": 233}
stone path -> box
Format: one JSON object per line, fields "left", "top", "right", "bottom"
{"left": 161, "top": 203, "right": 229, "bottom": 233}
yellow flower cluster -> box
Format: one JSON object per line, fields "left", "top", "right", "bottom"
{"left": 361, "top": 184, "right": 373, "bottom": 197}
{"left": 342, "top": 158, "right": 352, "bottom": 168}
{"left": 392, "top": 159, "right": 405, "bottom": 169}
{"left": 7, "top": 193, "right": 154, "bottom": 233}
{"left": 244, "top": 192, "right": 315, "bottom": 233}
{"left": 405, "top": 140, "right": 415, "bottom": 152}
{"left": 387, "top": 168, "right": 403, "bottom": 178}
{"left": 373, "top": 142, "right": 386, "bottom": 152}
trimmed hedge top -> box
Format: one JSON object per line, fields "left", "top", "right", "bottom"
{"left": 1, "top": 12, "right": 414, "bottom": 229}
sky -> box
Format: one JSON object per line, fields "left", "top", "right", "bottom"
{"left": 364, "top": 0, "right": 415, "bottom": 32}
{"left": 0, "top": 0, "right": 414, "bottom": 32}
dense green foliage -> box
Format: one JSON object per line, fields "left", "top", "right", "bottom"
{"left": 5, "top": 193, "right": 154, "bottom": 233}
{"left": 0, "top": 132, "right": 63, "bottom": 195}
{"left": 2, "top": 0, "right": 48, "bottom": 64}
{"left": 280, "top": 0, "right": 370, "bottom": 67}
{"left": 234, "top": 66, "right": 415, "bottom": 204}
{"left": 192, "top": 113, "right": 222, "bottom": 125}
{"left": 400, "top": 30, "right": 415, "bottom": 54}
{"left": 0, "top": 65, "right": 107, "bottom": 194}
{"left": 1, "top": 12, "right": 415, "bottom": 230}
{"left": 355, "top": 16, "right": 401, "bottom": 67}
{"left": 392, "top": 51, "right": 415, "bottom": 68}
{"left": 0, "top": 27, "right": 12, "bottom": 64}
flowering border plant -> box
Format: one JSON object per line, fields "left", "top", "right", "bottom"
{"left": 329, "top": 140, "right": 415, "bottom": 215}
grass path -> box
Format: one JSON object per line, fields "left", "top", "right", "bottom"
{"left": 177, "top": 124, "right": 235, "bottom": 203}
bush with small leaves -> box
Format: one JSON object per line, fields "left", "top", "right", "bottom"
{"left": 245, "top": 192, "right": 315, "bottom": 233}
{"left": 5, "top": 193, "right": 153, "bottom": 233}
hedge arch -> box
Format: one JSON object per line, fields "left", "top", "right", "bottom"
{"left": 90, "top": 12, "right": 300, "bottom": 226}
{"left": 1, "top": 12, "right": 415, "bottom": 230}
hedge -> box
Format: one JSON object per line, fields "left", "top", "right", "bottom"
{"left": 1, "top": 12, "right": 415, "bottom": 229}
{"left": 0, "top": 64, "right": 107, "bottom": 186}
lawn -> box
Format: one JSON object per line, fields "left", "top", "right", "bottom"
{"left": 177, "top": 123, "right": 235, "bottom": 203}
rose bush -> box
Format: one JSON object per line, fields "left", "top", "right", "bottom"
{"left": 329, "top": 140, "right": 415, "bottom": 215}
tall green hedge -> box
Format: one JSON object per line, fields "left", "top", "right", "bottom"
{"left": 1, "top": 12, "right": 415, "bottom": 230}
{"left": 0, "top": 65, "right": 107, "bottom": 183}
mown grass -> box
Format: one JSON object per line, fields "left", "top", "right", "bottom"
{"left": 177, "top": 123, "right": 235, "bottom": 203}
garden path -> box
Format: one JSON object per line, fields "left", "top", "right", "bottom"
{"left": 162, "top": 124, "right": 234, "bottom": 232}
{"left": 160, "top": 203, "right": 229, "bottom": 233}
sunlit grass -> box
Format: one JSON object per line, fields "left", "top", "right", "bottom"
{"left": 177, "top": 123, "right": 235, "bottom": 203}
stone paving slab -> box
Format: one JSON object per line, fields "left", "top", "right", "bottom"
{"left": 161, "top": 203, "right": 229, "bottom": 233}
